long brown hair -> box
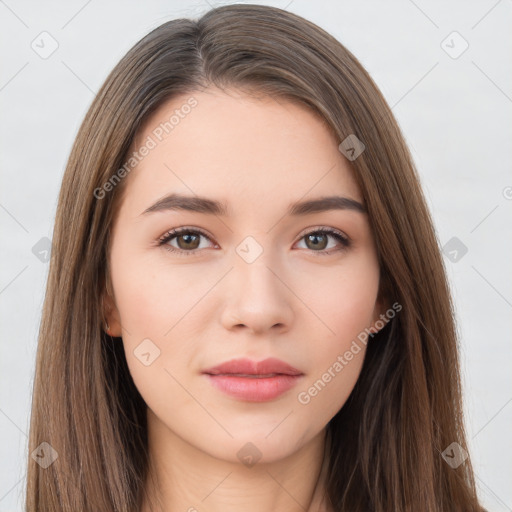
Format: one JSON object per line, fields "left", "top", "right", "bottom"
{"left": 25, "top": 4, "right": 486, "bottom": 511}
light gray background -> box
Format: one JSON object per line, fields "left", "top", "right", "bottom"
{"left": 1, "top": 0, "right": 511, "bottom": 510}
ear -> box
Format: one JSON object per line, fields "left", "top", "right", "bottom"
{"left": 101, "top": 276, "right": 122, "bottom": 338}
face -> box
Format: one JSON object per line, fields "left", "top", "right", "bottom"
{"left": 104, "top": 86, "right": 386, "bottom": 464}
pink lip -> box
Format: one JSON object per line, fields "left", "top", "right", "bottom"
{"left": 202, "top": 357, "right": 304, "bottom": 402}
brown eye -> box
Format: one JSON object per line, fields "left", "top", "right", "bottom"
{"left": 304, "top": 232, "right": 329, "bottom": 251}
{"left": 158, "top": 228, "right": 214, "bottom": 257}
{"left": 174, "top": 232, "right": 201, "bottom": 250}
{"left": 296, "top": 228, "right": 351, "bottom": 255}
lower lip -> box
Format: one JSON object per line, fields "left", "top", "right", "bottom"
{"left": 204, "top": 374, "right": 303, "bottom": 402}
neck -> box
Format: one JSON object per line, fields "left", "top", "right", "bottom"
{"left": 140, "top": 409, "right": 332, "bottom": 512}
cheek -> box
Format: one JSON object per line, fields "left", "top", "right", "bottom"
{"left": 296, "top": 251, "right": 380, "bottom": 345}
{"left": 293, "top": 254, "right": 378, "bottom": 415}
{"left": 109, "top": 245, "right": 211, "bottom": 403}
{"left": 295, "top": 313, "right": 370, "bottom": 426}
{"left": 295, "top": 346, "right": 365, "bottom": 437}
{"left": 110, "top": 244, "right": 205, "bottom": 336}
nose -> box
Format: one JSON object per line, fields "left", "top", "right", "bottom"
{"left": 220, "top": 249, "right": 294, "bottom": 335}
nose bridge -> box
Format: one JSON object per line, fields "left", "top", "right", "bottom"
{"left": 220, "top": 232, "right": 293, "bottom": 332}
{"left": 233, "top": 233, "right": 283, "bottom": 299}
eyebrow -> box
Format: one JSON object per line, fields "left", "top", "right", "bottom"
{"left": 140, "top": 193, "right": 367, "bottom": 217}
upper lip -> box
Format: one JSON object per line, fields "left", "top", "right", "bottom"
{"left": 203, "top": 357, "right": 303, "bottom": 376}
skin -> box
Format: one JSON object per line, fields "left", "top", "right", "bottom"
{"left": 103, "top": 86, "right": 387, "bottom": 512}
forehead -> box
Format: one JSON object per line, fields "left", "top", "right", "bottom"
{"left": 118, "top": 87, "right": 363, "bottom": 218}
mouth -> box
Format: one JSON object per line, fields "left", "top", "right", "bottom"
{"left": 209, "top": 373, "right": 287, "bottom": 378}
{"left": 204, "top": 373, "right": 303, "bottom": 402}
{"left": 202, "top": 358, "right": 304, "bottom": 402}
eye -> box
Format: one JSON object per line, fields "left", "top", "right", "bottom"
{"left": 157, "top": 226, "right": 351, "bottom": 257}
{"left": 294, "top": 227, "right": 351, "bottom": 255}
{"left": 158, "top": 227, "right": 216, "bottom": 257}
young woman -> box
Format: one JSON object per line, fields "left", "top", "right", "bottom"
{"left": 25, "top": 4, "right": 487, "bottom": 511}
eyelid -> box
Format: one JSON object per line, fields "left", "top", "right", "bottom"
{"left": 296, "top": 225, "right": 349, "bottom": 241}
{"left": 157, "top": 226, "right": 214, "bottom": 246}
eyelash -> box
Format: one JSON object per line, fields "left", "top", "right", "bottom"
{"left": 157, "top": 226, "right": 351, "bottom": 257}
